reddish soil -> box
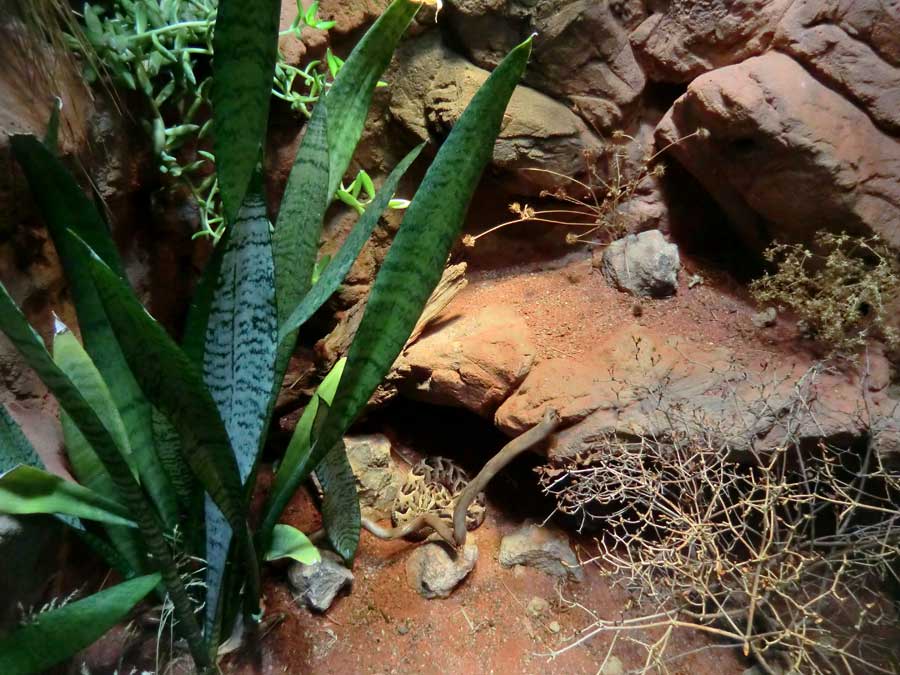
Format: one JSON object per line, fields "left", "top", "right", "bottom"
{"left": 229, "top": 499, "right": 748, "bottom": 675}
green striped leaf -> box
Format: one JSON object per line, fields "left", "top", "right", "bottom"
{"left": 183, "top": 227, "right": 231, "bottom": 366}
{"left": 316, "top": 443, "right": 359, "bottom": 561}
{"left": 278, "top": 143, "right": 424, "bottom": 341}
{"left": 307, "top": 39, "right": 532, "bottom": 554}
{"left": 260, "top": 358, "right": 345, "bottom": 540}
{"left": 321, "top": 0, "right": 420, "bottom": 199}
{"left": 81, "top": 245, "right": 260, "bottom": 627}
{"left": 211, "top": 0, "right": 281, "bottom": 224}
{"left": 202, "top": 178, "right": 276, "bottom": 634}
{"left": 0, "top": 465, "right": 136, "bottom": 527}
{"left": 273, "top": 106, "right": 329, "bottom": 387}
{"left": 0, "top": 280, "right": 211, "bottom": 673}
{"left": 0, "top": 573, "right": 160, "bottom": 675}
{"left": 10, "top": 135, "right": 179, "bottom": 531}
{"left": 272, "top": 0, "right": 418, "bottom": 390}
{"left": 204, "top": 178, "right": 277, "bottom": 483}
{"left": 151, "top": 408, "right": 196, "bottom": 508}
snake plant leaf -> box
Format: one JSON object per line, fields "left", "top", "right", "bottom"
{"left": 309, "top": 38, "right": 533, "bottom": 512}
{"left": 10, "top": 135, "right": 180, "bottom": 531}
{"left": 0, "top": 465, "right": 136, "bottom": 527}
{"left": 0, "top": 572, "right": 160, "bottom": 675}
{"left": 273, "top": 106, "right": 329, "bottom": 386}
{"left": 211, "top": 0, "right": 281, "bottom": 224}
{"left": 183, "top": 226, "right": 232, "bottom": 366}
{"left": 316, "top": 443, "right": 359, "bottom": 561}
{"left": 81, "top": 244, "right": 261, "bottom": 627}
{"left": 0, "top": 274, "right": 211, "bottom": 674}
{"left": 278, "top": 143, "right": 424, "bottom": 341}
{"left": 53, "top": 324, "right": 146, "bottom": 572}
{"left": 53, "top": 323, "right": 134, "bottom": 477}
{"left": 321, "top": 0, "right": 420, "bottom": 199}
{"left": 0, "top": 404, "right": 42, "bottom": 472}
{"left": 201, "top": 178, "right": 276, "bottom": 633}
{"left": 204, "top": 177, "right": 277, "bottom": 483}
{"left": 260, "top": 358, "right": 345, "bottom": 540}
{"left": 273, "top": 0, "right": 418, "bottom": 384}
{"left": 265, "top": 524, "right": 320, "bottom": 564}
{"left": 151, "top": 408, "right": 196, "bottom": 507}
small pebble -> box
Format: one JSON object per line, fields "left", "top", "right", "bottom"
{"left": 526, "top": 596, "right": 549, "bottom": 618}
{"left": 397, "top": 621, "right": 410, "bottom": 635}
{"left": 548, "top": 621, "right": 561, "bottom": 634}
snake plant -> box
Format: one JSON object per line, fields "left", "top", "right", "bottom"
{"left": 0, "top": 0, "right": 530, "bottom": 671}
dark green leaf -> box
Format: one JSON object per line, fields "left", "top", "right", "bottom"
{"left": 321, "top": 0, "right": 419, "bottom": 199}
{"left": 309, "top": 39, "right": 532, "bottom": 548}
{"left": 0, "top": 465, "right": 136, "bottom": 527}
{"left": 211, "top": 0, "right": 281, "bottom": 224}
{"left": 278, "top": 143, "right": 423, "bottom": 340}
{"left": 82, "top": 246, "right": 260, "bottom": 625}
{"left": 0, "top": 573, "right": 160, "bottom": 674}
{"left": 10, "top": 135, "right": 179, "bottom": 530}
{"left": 272, "top": 105, "right": 329, "bottom": 390}
{"left": 316, "top": 442, "right": 359, "bottom": 562}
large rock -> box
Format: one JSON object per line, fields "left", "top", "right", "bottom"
{"left": 391, "top": 305, "right": 536, "bottom": 417}
{"left": 655, "top": 52, "right": 900, "bottom": 251}
{"left": 406, "top": 542, "right": 478, "bottom": 599}
{"left": 344, "top": 433, "right": 401, "bottom": 520}
{"left": 444, "top": 0, "right": 645, "bottom": 131}
{"left": 774, "top": 0, "right": 900, "bottom": 134}
{"left": 288, "top": 550, "right": 354, "bottom": 612}
{"left": 387, "top": 33, "right": 604, "bottom": 195}
{"left": 597, "top": 230, "right": 680, "bottom": 298}
{"left": 499, "top": 522, "right": 583, "bottom": 582}
{"left": 630, "top": 0, "right": 791, "bottom": 83}
{"left": 495, "top": 323, "right": 899, "bottom": 462}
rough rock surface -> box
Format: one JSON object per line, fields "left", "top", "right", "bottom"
{"left": 445, "top": 0, "right": 645, "bottom": 131}
{"left": 774, "top": 0, "right": 900, "bottom": 134}
{"left": 656, "top": 52, "right": 900, "bottom": 251}
{"left": 405, "top": 542, "right": 478, "bottom": 599}
{"left": 499, "top": 522, "right": 583, "bottom": 582}
{"left": 387, "top": 33, "right": 603, "bottom": 195}
{"left": 391, "top": 305, "right": 536, "bottom": 417}
{"left": 344, "top": 433, "right": 401, "bottom": 520}
{"left": 495, "top": 322, "right": 898, "bottom": 462}
{"left": 631, "top": 0, "right": 791, "bottom": 83}
{"left": 598, "top": 230, "right": 680, "bottom": 298}
{"left": 288, "top": 551, "right": 354, "bottom": 612}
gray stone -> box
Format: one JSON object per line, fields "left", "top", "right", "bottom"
{"left": 344, "top": 434, "right": 401, "bottom": 520}
{"left": 387, "top": 33, "right": 603, "bottom": 196}
{"left": 288, "top": 550, "right": 353, "bottom": 612}
{"left": 405, "top": 542, "right": 478, "bottom": 599}
{"left": 751, "top": 307, "right": 777, "bottom": 329}
{"left": 598, "top": 230, "right": 680, "bottom": 298}
{"left": 499, "top": 523, "right": 583, "bottom": 582}
{"left": 445, "top": 0, "right": 646, "bottom": 132}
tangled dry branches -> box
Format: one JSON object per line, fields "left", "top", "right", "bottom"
{"left": 538, "top": 365, "right": 900, "bottom": 674}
